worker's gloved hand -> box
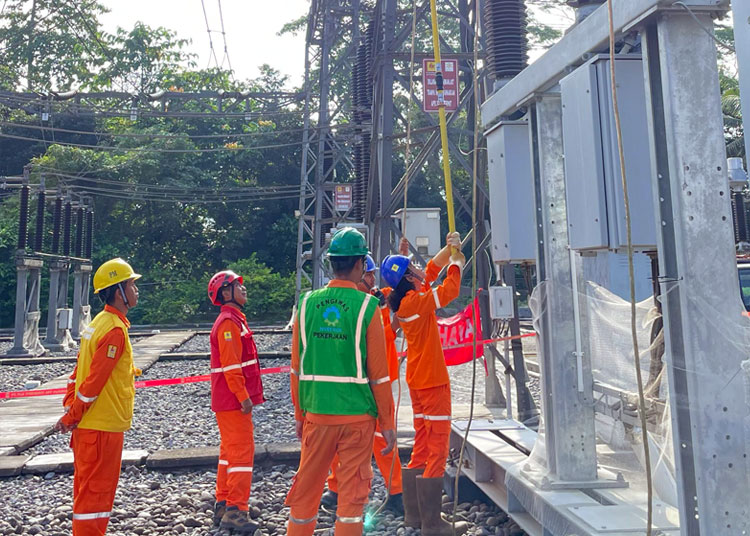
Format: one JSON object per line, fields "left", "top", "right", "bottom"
{"left": 399, "top": 237, "right": 410, "bottom": 256}
{"left": 380, "top": 428, "right": 397, "bottom": 455}
{"left": 54, "top": 415, "right": 77, "bottom": 434}
{"left": 446, "top": 232, "right": 461, "bottom": 249}
{"left": 240, "top": 398, "right": 253, "bottom": 415}
{"left": 450, "top": 250, "right": 466, "bottom": 271}
{"left": 372, "top": 288, "right": 387, "bottom": 307}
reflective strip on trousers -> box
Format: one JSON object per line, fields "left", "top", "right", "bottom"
{"left": 398, "top": 314, "right": 420, "bottom": 323}
{"left": 210, "top": 360, "right": 258, "bottom": 374}
{"left": 73, "top": 511, "right": 111, "bottom": 521}
{"left": 289, "top": 515, "right": 317, "bottom": 524}
{"left": 413, "top": 413, "right": 424, "bottom": 419}
{"left": 423, "top": 415, "right": 451, "bottom": 421}
{"left": 218, "top": 459, "right": 229, "bottom": 466}
{"left": 338, "top": 515, "right": 363, "bottom": 524}
{"left": 227, "top": 466, "right": 253, "bottom": 474}
{"left": 375, "top": 431, "right": 384, "bottom": 438}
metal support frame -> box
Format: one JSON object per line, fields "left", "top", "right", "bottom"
{"left": 7, "top": 254, "right": 44, "bottom": 356}
{"left": 525, "top": 95, "right": 598, "bottom": 484}
{"left": 295, "top": 0, "right": 361, "bottom": 299}
{"left": 43, "top": 259, "right": 74, "bottom": 351}
{"left": 733, "top": 0, "right": 750, "bottom": 161}
{"left": 642, "top": 10, "right": 749, "bottom": 533}
{"left": 71, "top": 262, "right": 92, "bottom": 340}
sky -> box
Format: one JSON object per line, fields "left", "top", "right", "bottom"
{"left": 100, "top": 0, "right": 312, "bottom": 87}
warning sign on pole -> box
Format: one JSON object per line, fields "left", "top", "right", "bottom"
{"left": 422, "top": 59, "right": 458, "bottom": 113}
{"left": 334, "top": 184, "right": 353, "bottom": 212}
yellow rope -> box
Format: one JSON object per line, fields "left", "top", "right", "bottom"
{"left": 607, "top": 1, "right": 653, "bottom": 534}
{"left": 429, "top": 0, "right": 457, "bottom": 236}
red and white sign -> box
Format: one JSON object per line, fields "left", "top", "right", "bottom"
{"left": 422, "top": 59, "right": 459, "bottom": 112}
{"left": 437, "top": 297, "right": 483, "bottom": 366}
{"left": 334, "top": 184, "right": 353, "bottom": 212}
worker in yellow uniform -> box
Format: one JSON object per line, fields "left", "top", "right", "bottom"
{"left": 285, "top": 227, "right": 397, "bottom": 536}
{"left": 207, "top": 270, "right": 266, "bottom": 532}
{"left": 55, "top": 258, "right": 141, "bottom": 536}
{"left": 320, "top": 254, "right": 404, "bottom": 515}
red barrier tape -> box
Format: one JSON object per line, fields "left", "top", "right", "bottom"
{"left": 396, "top": 332, "right": 536, "bottom": 358}
{"left": 0, "top": 365, "right": 291, "bottom": 400}
{"left": 0, "top": 333, "right": 538, "bottom": 400}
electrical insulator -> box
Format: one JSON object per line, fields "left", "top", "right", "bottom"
{"left": 33, "top": 188, "right": 46, "bottom": 252}
{"left": 17, "top": 184, "right": 30, "bottom": 250}
{"left": 75, "top": 207, "right": 84, "bottom": 258}
{"left": 62, "top": 200, "right": 72, "bottom": 257}
{"left": 85, "top": 209, "right": 94, "bottom": 259}
{"left": 483, "top": 0, "right": 528, "bottom": 80}
{"left": 734, "top": 192, "right": 749, "bottom": 243}
{"left": 51, "top": 196, "right": 62, "bottom": 254}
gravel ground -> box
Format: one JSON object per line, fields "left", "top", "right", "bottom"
{"left": 0, "top": 362, "right": 75, "bottom": 392}
{"left": 171, "top": 333, "right": 291, "bottom": 354}
{"left": 0, "top": 464, "right": 526, "bottom": 536}
{"left": 26, "top": 358, "right": 294, "bottom": 455}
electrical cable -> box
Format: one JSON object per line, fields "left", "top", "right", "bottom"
{"left": 672, "top": 1, "right": 736, "bottom": 53}
{"left": 452, "top": 1, "right": 481, "bottom": 532}
{"left": 0, "top": 120, "right": 354, "bottom": 140}
{"left": 0, "top": 131, "right": 317, "bottom": 153}
{"left": 217, "top": 0, "right": 233, "bottom": 74}
{"left": 200, "top": 0, "right": 221, "bottom": 69}
{"left": 608, "top": 2, "right": 653, "bottom": 535}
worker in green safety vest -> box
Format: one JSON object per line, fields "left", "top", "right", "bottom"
{"left": 285, "top": 227, "right": 397, "bottom": 536}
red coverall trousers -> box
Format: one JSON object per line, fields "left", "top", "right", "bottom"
{"left": 215, "top": 409, "right": 255, "bottom": 510}
{"left": 407, "top": 383, "right": 452, "bottom": 478}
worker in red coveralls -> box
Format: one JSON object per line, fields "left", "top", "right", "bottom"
{"left": 319, "top": 253, "right": 404, "bottom": 516}
{"left": 207, "top": 270, "right": 266, "bottom": 533}
{"left": 56, "top": 258, "right": 141, "bottom": 536}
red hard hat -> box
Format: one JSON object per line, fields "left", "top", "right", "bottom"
{"left": 208, "top": 270, "right": 243, "bottom": 306}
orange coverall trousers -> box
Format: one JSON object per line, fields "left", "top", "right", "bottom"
{"left": 215, "top": 409, "right": 255, "bottom": 510}
{"left": 327, "top": 419, "right": 402, "bottom": 496}
{"left": 71, "top": 429, "right": 123, "bottom": 536}
{"left": 286, "top": 419, "right": 376, "bottom": 536}
{"left": 407, "top": 384, "right": 451, "bottom": 478}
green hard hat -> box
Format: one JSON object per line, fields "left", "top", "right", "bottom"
{"left": 328, "top": 227, "right": 369, "bottom": 257}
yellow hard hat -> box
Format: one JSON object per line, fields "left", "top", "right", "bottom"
{"left": 93, "top": 258, "right": 141, "bottom": 294}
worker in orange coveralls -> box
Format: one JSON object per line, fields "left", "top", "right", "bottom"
{"left": 319, "top": 254, "right": 404, "bottom": 516}
{"left": 207, "top": 270, "right": 266, "bottom": 533}
{"left": 380, "top": 233, "right": 469, "bottom": 535}
{"left": 55, "top": 258, "right": 141, "bottom": 536}
{"left": 285, "top": 227, "right": 397, "bottom": 536}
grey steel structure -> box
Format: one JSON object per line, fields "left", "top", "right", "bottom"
{"left": 474, "top": 0, "right": 748, "bottom": 534}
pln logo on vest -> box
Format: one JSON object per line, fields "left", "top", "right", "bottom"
{"left": 323, "top": 305, "right": 341, "bottom": 327}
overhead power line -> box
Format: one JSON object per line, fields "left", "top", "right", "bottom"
{"left": 201, "top": 0, "right": 221, "bottom": 69}
{"left": 217, "top": 0, "right": 233, "bottom": 74}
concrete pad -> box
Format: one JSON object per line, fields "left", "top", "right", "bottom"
{"left": 147, "top": 446, "right": 220, "bottom": 469}
{"left": 24, "top": 452, "right": 74, "bottom": 474}
{"left": 266, "top": 442, "right": 301, "bottom": 462}
{"left": 0, "top": 455, "right": 28, "bottom": 476}
{"left": 122, "top": 449, "right": 150, "bottom": 467}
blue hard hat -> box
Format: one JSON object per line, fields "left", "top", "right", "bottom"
{"left": 365, "top": 254, "right": 377, "bottom": 273}
{"left": 381, "top": 255, "right": 410, "bottom": 288}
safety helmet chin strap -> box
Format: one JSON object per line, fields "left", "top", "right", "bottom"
{"left": 222, "top": 283, "right": 243, "bottom": 308}
{"left": 117, "top": 282, "right": 130, "bottom": 308}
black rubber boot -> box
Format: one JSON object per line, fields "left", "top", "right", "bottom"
{"left": 213, "top": 500, "right": 227, "bottom": 527}
{"left": 320, "top": 489, "right": 338, "bottom": 509}
{"left": 416, "top": 476, "right": 468, "bottom": 536}
{"left": 382, "top": 493, "right": 404, "bottom": 517}
{"left": 219, "top": 506, "right": 260, "bottom": 533}
{"left": 401, "top": 467, "right": 424, "bottom": 528}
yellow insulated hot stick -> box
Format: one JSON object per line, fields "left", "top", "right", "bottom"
{"left": 429, "top": 0, "right": 456, "bottom": 237}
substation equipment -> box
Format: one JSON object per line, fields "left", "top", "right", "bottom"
{"left": 295, "top": 0, "right": 538, "bottom": 418}
{"left": 447, "top": 0, "right": 750, "bottom": 535}
{"left": 7, "top": 171, "right": 93, "bottom": 356}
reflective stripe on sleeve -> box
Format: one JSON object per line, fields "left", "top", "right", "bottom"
{"left": 413, "top": 413, "right": 425, "bottom": 419}
{"left": 432, "top": 288, "right": 441, "bottom": 309}
{"left": 73, "top": 511, "right": 110, "bottom": 521}
{"left": 67, "top": 379, "right": 76, "bottom": 384}
{"left": 218, "top": 459, "right": 229, "bottom": 466}
{"left": 423, "top": 415, "right": 452, "bottom": 421}
{"left": 210, "top": 359, "right": 258, "bottom": 374}
{"left": 227, "top": 466, "right": 253, "bottom": 474}
{"left": 298, "top": 374, "right": 369, "bottom": 384}
{"left": 338, "top": 515, "right": 363, "bottom": 523}
{"left": 76, "top": 391, "right": 97, "bottom": 403}
{"left": 398, "top": 314, "right": 420, "bottom": 323}
{"left": 370, "top": 376, "right": 390, "bottom": 385}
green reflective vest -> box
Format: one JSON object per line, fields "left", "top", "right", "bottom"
{"left": 297, "top": 285, "right": 379, "bottom": 416}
